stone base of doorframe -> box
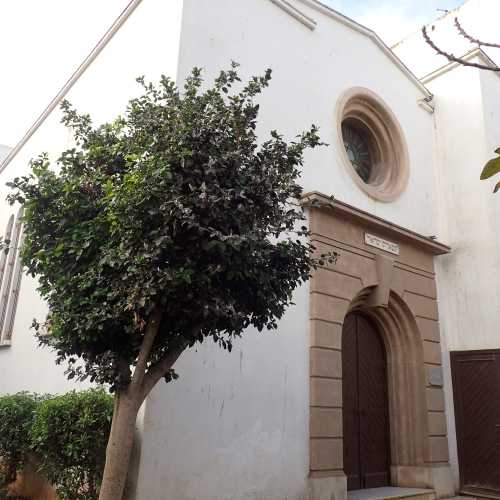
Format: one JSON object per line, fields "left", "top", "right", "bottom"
{"left": 391, "top": 464, "right": 455, "bottom": 498}
{"left": 309, "top": 472, "right": 347, "bottom": 500}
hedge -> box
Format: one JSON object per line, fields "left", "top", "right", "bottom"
{"left": 0, "top": 392, "right": 41, "bottom": 487}
{"left": 0, "top": 388, "right": 113, "bottom": 500}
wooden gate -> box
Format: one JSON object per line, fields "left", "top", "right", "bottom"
{"left": 342, "top": 313, "right": 390, "bottom": 491}
{"left": 451, "top": 350, "right": 500, "bottom": 496}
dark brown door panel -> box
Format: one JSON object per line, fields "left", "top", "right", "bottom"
{"left": 451, "top": 350, "right": 500, "bottom": 495}
{"left": 343, "top": 313, "right": 390, "bottom": 491}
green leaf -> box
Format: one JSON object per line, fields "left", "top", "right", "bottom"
{"left": 480, "top": 156, "right": 500, "bottom": 180}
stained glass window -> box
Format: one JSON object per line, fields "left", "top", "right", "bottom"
{"left": 341, "top": 121, "right": 373, "bottom": 183}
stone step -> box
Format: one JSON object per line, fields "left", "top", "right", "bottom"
{"left": 347, "top": 487, "right": 436, "bottom": 500}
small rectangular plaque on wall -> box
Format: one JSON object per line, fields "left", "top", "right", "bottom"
{"left": 427, "top": 366, "right": 444, "bottom": 387}
{"left": 365, "top": 233, "right": 400, "bottom": 255}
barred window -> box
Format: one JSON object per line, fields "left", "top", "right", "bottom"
{"left": 0, "top": 208, "right": 24, "bottom": 344}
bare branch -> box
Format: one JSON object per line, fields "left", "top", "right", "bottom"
{"left": 422, "top": 26, "right": 500, "bottom": 72}
{"left": 130, "top": 306, "right": 162, "bottom": 388}
{"left": 455, "top": 17, "right": 500, "bottom": 49}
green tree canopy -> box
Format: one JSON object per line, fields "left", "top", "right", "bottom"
{"left": 8, "top": 64, "right": 326, "bottom": 391}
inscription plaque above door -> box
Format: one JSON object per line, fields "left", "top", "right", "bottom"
{"left": 364, "top": 233, "right": 400, "bottom": 255}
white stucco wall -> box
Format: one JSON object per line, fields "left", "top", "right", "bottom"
{"left": 424, "top": 58, "right": 500, "bottom": 487}
{"left": 0, "top": 0, "right": 183, "bottom": 395}
{"left": 136, "top": 284, "right": 311, "bottom": 500}
{"left": 432, "top": 64, "right": 500, "bottom": 352}
{"left": 0, "top": 145, "right": 10, "bottom": 162}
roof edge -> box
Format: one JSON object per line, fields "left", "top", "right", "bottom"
{"left": 294, "top": 0, "right": 432, "bottom": 97}
{"left": 269, "top": 0, "right": 317, "bottom": 30}
{"left": 1, "top": 0, "right": 431, "bottom": 175}
{"left": 421, "top": 47, "right": 500, "bottom": 84}
{"left": 391, "top": 0, "right": 469, "bottom": 51}
{"left": 0, "top": 0, "right": 144, "bottom": 175}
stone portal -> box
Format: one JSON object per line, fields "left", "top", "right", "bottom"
{"left": 304, "top": 192, "right": 454, "bottom": 500}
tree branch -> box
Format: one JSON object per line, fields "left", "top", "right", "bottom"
{"left": 117, "top": 357, "right": 131, "bottom": 382}
{"left": 422, "top": 26, "right": 500, "bottom": 72}
{"left": 455, "top": 17, "right": 500, "bottom": 49}
{"left": 140, "top": 324, "right": 203, "bottom": 401}
{"left": 140, "top": 343, "right": 187, "bottom": 401}
{"left": 130, "top": 306, "right": 162, "bottom": 389}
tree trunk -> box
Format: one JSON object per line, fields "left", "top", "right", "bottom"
{"left": 97, "top": 307, "right": 187, "bottom": 500}
{"left": 98, "top": 390, "right": 141, "bottom": 500}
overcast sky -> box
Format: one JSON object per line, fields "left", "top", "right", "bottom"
{"left": 0, "top": 0, "right": 465, "bottom": 148}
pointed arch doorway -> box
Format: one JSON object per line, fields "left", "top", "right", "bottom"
{"left": 342, "top": 312, "right": 390, "bottom": 491}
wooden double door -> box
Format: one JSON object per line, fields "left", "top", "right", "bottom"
{"left": 342, "top": 313, "right": 391, "bottom": 491}
{"left": 451, "top": 350, "right": 500, "bottom": 496}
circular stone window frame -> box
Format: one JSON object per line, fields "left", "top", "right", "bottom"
{"left": 336, "top": 87, "right": 410, "bottom": 202}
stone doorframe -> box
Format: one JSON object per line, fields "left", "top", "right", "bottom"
{"left": 302, "top": 192, "right": 455, "bottom": 500}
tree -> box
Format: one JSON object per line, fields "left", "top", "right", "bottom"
{"left": 5, "top": 64, "right": 333, "bottom": 500}
{"left": 422, "top": 18, "right": 500, "bottom": 190}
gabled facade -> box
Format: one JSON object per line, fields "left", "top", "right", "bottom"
{"left": 0, "top": 1, "right": 499, "bottom": 499}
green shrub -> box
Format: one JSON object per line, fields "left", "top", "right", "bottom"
{"left": 0, "top": 392, "right": 40, "bottom": 486}
{"left": 30, "top": 388, "right": 113, "bottom": 500}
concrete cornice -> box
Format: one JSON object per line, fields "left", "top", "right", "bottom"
{"left": 0, "top": 0, "right": 144, "bottom": 175}
{"left": 301, "top": 191, "right": 451, "bottom": 255}
{"left": 421, "top": 47, "right": 500, "bottom": 84}
{"left": 268, "top": 0, "right": 317, "bottom": 30}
